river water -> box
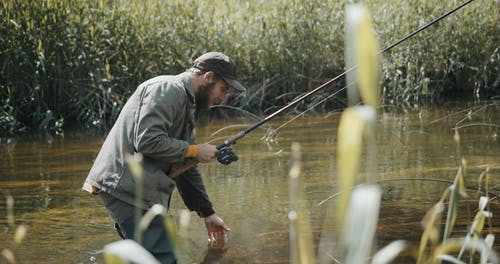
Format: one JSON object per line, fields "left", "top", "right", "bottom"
{"left": 0, "top": 104, "right": 499, "bottom": 263}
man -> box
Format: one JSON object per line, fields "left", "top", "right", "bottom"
{"left": 82, "top": 51, "right": 246, "bottom": 263}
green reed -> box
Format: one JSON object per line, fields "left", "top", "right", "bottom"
{"left": 102, "top": 153, "right": 179, "bottom": 263}
{"left": 288, "top": 3, "right": 498, "bottom": 263}
{"left": 288, "top": 143, "right": 315, "bottom": 263}
{"left": 1, "top": 194, "right": 28, "bottom": 264}
{"left": 1, "top": 0, "right": 497, "bottom": 138}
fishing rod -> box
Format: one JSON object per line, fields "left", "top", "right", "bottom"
{"left": 169, "top": 0, "right": 476, "bottom": 178}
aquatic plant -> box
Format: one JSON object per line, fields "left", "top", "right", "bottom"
{"left": 288, "top": 143, "right": 315, "bottom": 263}
{"left": 124, "top": 153, "right": 145, "bottom": 243}
{"left": 1, "top": 194, "right": 28, "bottom": 264}
{"left": 335, "top": 5, "right": 381, "bottom": 263}
{"left": 286, "top": 4, "right": 382, "bottom": 263}
{"left": 101, "top": 154, "right": 182, "bottom": 264}
{"left": 102, "top": 203, "right": 181, "bottom": 264}
{"left": 414, "top": 167, "right": 498, "bottom": 263}
{"left": 103, "top": 239, "right": 159, "bottom": 264}
{"left": 289, "top": 3, "right": 499, "bottom": 263}
{"left": 0, "top": 0, "right": 497, "bottom": 137}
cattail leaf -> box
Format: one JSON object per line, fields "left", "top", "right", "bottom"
{"left": 1, "top": 249, "right": 15, "bottom": 264}
{"left": 135, "top": 204, "right": 166, "bottom": 244}
{"left": 103, "top": 253, "right": 127, "bottom": 264}
{"left": 462, "top": 208, "right": 489, "bottom": 259}
{"left": 337, "top": 108, "right": 364, "bottom": 228}
{"left": 434, "top": 238, "right": 464, "bottom": 259}
{"left": 481, "top": 234, "right": 498, "bottom": 264}
{"left": 345, "top": 4, "right": 380, "bottom": 108}
{"left": 438, "top": 254, "right": 467, "bottom": 264}
{"left": 453, "top": 129, "right": 460, "bottom": 144}
{"left": 295, "top": 196, "right": 315, "bottom": 261}
{"left": 473, "top": 211, "right": 486, "bottom": 238}
{"left": 444, "top": 162, "right": 468, "bottom": 240}
{"left": 125, "top": 152, "right": 144, "bottom": 180}
{"left": 418, "top": 199, "right": 445, "bottom": 263}
{"left": 343, "top": 185, "right": 382, "bottom": 264}
{"left": 336, "top": 107, "right": 365, "bottom": 230}
{"left": 355, "top": 8, "right": 380, "bottom": 109}
{"left": 444, "top": 186, "right": 459, "bottom": 240}
{"left": 103, "top": 239, "right": 160, "bottom": 264}
{"left": 484, "top": 234, "right": 495, "bottom": 249}
{"left": 177, "top": 209, "right": 191, "bottom": 238}
{"left": 478, "top": 196, "right": 489, "bottom": 211}
{"left": 6, "top": 195, "right": 15, "bottom": 228}
{"left": 163, "top": 214, "right": 179, "bottom": 251}
{"left": 105, "top": 60, "right": 112, "bottom": 80}
{"left": 14, "top": 225, "right": 28, "bottom": 245}
{"left": 457, "top": 159, "right": 467, "bottom": 197}
{"left": 37, "top": 39, "right": 44, "bottom": 56}
{"left": 288, "top": 143, "right": 315, "bottom": 263}
{"left": 371, "top": 240, "right": 407, "bottom": 264}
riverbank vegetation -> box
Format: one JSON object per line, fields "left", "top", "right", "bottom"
{"left": 1, "top": 0, "right": 498, "bottom": 139}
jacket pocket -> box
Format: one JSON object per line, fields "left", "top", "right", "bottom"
{"left": 141, "top": 159, "right": 176, "bottom": 205}
{"left": 115, "top": 166, "right": 136, "bottom": 195}
{"left": 144, "top": 167, "right": 176, "bottom": 193}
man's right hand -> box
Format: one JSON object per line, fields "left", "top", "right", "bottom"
{"left": 205, "top": 213, "right": 230, "bottom": 243}
{"left": 197, "top": 144, "right": 218, "bottom": 163}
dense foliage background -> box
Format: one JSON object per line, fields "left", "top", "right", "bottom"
{"left": 1, "top": 0, "right": 498, "bottom": 138}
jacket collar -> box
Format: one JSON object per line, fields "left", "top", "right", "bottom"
{"left": 180, "top": 71, "right": 195, "bottom": 103}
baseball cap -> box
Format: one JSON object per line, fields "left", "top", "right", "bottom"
{"left": 193, "top": 51, "right": 246, "bottom": 92}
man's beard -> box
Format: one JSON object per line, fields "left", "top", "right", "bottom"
{"left": 195, "top": 81, "right": 216, "bottom": 110}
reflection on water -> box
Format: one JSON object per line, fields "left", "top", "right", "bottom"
{"left": 0, "top": 105, "right": 499, "bottom": 263}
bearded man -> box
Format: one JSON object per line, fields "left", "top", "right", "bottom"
{"left": 82, "top": 52, "right": 246, "bottom": 263}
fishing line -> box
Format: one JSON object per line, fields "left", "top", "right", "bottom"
{"left": 316, "top": 177, "right": 499, "bottom": 207}
{"left": 379, "top": 0, "right": 475, "bottom": 54}
{"left": 209, "top": 105, "right": 263, "bottom": 122}
{"left": 453, "top": 123, "right": 500, "bottom": 130}
{"left": 169, "top": 0, "right": 478, "bottom": 178}
{"left": 270, "top": 0, "right": 478, "bottom": 136}
{"left": 426, "top": 101, "right": 499, "bottom": 128}
{"left": 270, "top": 81, "right": 355, "bottom": 135}
{"left": 265, "top": 0, "right": 477, "bottom": 132}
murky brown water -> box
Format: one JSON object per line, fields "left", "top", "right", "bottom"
{"left": 1, "top": 104, "right": 499, "bottom": 263}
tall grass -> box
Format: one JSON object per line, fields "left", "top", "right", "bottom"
{"left": 1, "top": 0, "right": 497, "bottom": 139}
{"left": 1, "top": 193, "right": 28, "bottom": 264}
{"left": 369, "top": 0, "right": 499, "bottom": 107}
{"left": 287, "top": 3, "right": 498, "bottom": 263}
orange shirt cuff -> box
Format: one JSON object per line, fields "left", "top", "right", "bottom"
{"left": 185, "top": 144, "right": 198, "bottom": 158}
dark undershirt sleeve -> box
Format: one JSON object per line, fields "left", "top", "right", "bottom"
{"left": 174, "top": 164, "right": 214, "bottom": 217}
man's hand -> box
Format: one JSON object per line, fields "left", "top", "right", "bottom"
{"left": 197, "top": 144, "right": 218, "bottom": 163}
{"left": 204, "top": 214, "right": 230, "bottom": 242}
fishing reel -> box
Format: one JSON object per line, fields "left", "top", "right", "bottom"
{"left": 217, "top": 145, "right": 238, "bottom": 165}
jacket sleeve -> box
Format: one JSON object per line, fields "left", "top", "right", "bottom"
{"left": 133, "top": 83, "right": 189, "bottom": 162}
{"left": 174, "top": 165, "right": 214, "bottom": 217}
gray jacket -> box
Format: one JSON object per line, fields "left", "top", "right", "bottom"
{"left": 84, "top": 72, "right": 213, "bottom": 214}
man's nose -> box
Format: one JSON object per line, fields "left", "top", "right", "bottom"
{"left": 219, "top": 93, "right": 228, "bottom": 103}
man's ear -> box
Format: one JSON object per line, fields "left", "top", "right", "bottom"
{"left": 203, "top": 71, "right": 215, "bottom": 83}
